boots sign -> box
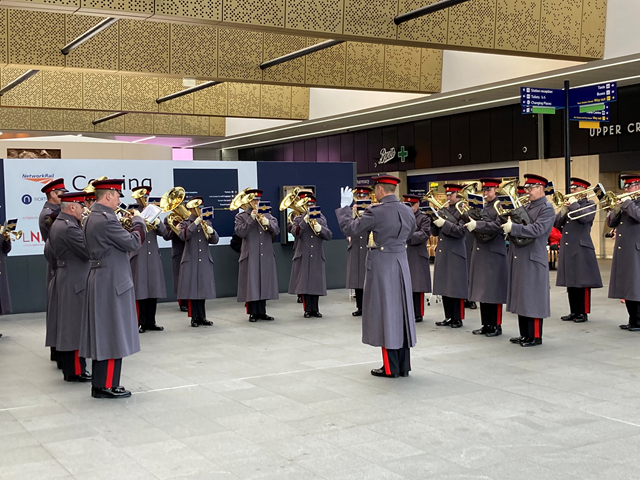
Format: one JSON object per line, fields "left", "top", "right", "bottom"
{"left": 374, "top": 146, "right": 410, "bottom": 168}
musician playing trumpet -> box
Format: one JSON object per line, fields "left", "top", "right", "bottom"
{"left": 234, "top": 189, "right": 280, "bottom": 322}
{"left": 554, "top": 177, "right": 602, "bottom": 324}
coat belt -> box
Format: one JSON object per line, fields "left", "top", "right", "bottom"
{"left": 89, "top": 260, "right": 104, "bottom": 268}
{"left": 368, "top": 245, "right": 407, "bottom": 253}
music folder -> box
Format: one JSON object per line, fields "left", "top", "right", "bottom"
{"left": 5, "top": 219, "right": 18, "bottom": 231}
{"left": 141, "top": 204, "right": 162, "bottom": 223}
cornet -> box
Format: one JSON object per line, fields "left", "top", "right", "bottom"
{"left": 115, "top": 207, "right": 133, "bottom": 231}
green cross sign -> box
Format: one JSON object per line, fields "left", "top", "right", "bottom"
{"left": 397, "top": 146, "right": 408, "bottom": 162}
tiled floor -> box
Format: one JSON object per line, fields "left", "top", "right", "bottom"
{"left": 1, "top": 260, "right": 639, "bottom": 480}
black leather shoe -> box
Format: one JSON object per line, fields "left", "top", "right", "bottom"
{"left": 510, "top": 336, "right": 525, "bottom": 344}
{"left": 0, "top": 333, "right": 3, "bottom": 338}
{"left": 629, "top": 326, "right": 640, "bottom": 332}
{"left": 486, "top": 326, "right": 502, "bottom": 337}
{"left": 199, "top": 318, "right": 213, "bottom": 326}
{"left": 561, "top": 313, "right": 576, "bottom": 321}
{"left": 91, "top": 386, "right": 132, "bottom": 399}
{"left": 297, "top": 295, "right": 303, "bottom": 304}
{"left": 190, "top": 318, "right": 199, "bottom": 327}
{"left": 260, "top": 314, "right": 274, "bottom": 321}
{"left": 311, "top": 312, "right": 323, "bottom": 318}
{"left": 415, "top": 316, "right": 423, "bottom": 323}
{"left": 450, "top": 320, "right": 463, "bottom": 328}
{"left": 371, "top": 368, "right": 399, "bottom": 378}
{"left": 400, "top": 372, "right": 409, "bottom": 377}
{"left": 520, "top": 338, "right": 542, "bottom": 347}
{"left": 249, "top": 315, "right": 258, "bottom": 323}
{"left": 573, "top": 314, "right": 588, "bottom": 323}
{"left": 180, "top": 305, "right": 188, "bottom": 312}
{"left": 620, "top": 324, "right": 631, "bottom": 330}
{"left": 436, "top": 318, "right": 452, "bottom": 326}
{"left": 303, "top": 312, "right": 311, "bottom": 318}
{"left": 145, "top": 324, "right": 164, "bottom": 331}
{"left": 64, "top": 373, "right": 92, "bottom": 383}
{"left": 352, "top": 310, "right": 362, "bottom": 317}
{"left": 138, "top": 325, "right": 145, "bottom": 333}
{"left": 465, "top": 301, "right": 477, "bottom": 310}
{"left": 472, "top": 326, "right": 491, "bottom": 335}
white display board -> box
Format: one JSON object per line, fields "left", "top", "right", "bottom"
{"left": 2, "top": 159, "right": 258, "bottom": 256}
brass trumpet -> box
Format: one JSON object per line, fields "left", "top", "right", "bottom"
{"left": 2, "top": 229, "right": 22, "bottom": 241}
{"left": 160, "top": 187, "right": 190, "bottom": 236}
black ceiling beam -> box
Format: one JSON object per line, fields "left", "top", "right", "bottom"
{"left": 394, "top": 0, "right": 472, "bottom": 25}
{"left": 92, "top": 111, "right": 127, "bottom": 125}
{"left": 61, "top": 17, "right": 118, "bottom": 55}
{"left": 0, "top": 70, "right": 40, "bottom": 96}
{"left": 156, "top": 81, "right": 222, "bottom": 104}
{"left": 260, "top": 39, "right": 345, "bottom": 70}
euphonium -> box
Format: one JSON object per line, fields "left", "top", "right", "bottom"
{"left": 494, "top": 179, "right": 534, "bottom": 247}
{"left": 160, "top": 187, "right": 189, "bottom": 236}
{"left": 230, "top": 188, "right": 267, "bottom": 231}
{"left": 455, "top": 181, "right": 482, "bottom": 216}
{"left": 422, "top": 189, "right": 456, "bottom": 222}
{"left": 279, "top": 187, "right": 309, "bottom": 224}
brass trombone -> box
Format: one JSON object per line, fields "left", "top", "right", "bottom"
{"left": 160, "top": 187, "right": 190, "bottom": 236}
{"left": 551, "top": 183, "right": 606, "bottom": 209}
{"left": 568, "top": 189, "right": 640, "bottom": 220}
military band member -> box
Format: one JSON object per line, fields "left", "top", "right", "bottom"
{"left": 463, "top": 183, "right": 478, "bottom": 311}
{"left": 84, "top": 191, "right": 96, "bottom": 210}
{"left": 464, "top": 178, "right": 508, "bottom": 337}
{"left": 178, "top": 197, "right": 219, "bottom": 327}
{"left": 432, "top": 184, "right": 468, "bottom": 329}
{"left": 80, "top": 179, "right": 146, "bottom": 398}
{"left": 288, "top": 194, "right": 333, "bottom": 317}
{"left": 163, "top": 213, "right": 188, "bottom": 312}
{"left": 129, "top": 186, "right": 167, "bottom": 333}
{"left": 46, "top": 192, "right": 91, "bottom": 382}
{"left": 346, "top": 187, "right": 373, "bottom": 316}
{"left": 503, "top": 174, "right": 555, "bottom": 347}
{"left": 0, "top": 223, "right": 13, "bottom": 338}
{"left": 554, "top": 177, "right": 603, "bottom": 323}
{"left": 403, "top": 194, "right": 432, "bottom": 323}
{"left": 335, "top": 175, "right": 417, "bottom": 378}
{"left": 235, "top": 190, "right": 280, "bottom": 322}
{"left": 607, "top": 174, "right": 640, "bottom": 331}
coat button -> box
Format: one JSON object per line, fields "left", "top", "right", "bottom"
{"left": 261, "top": 253, "right": 263, "bottom": 256}
{"left": 360, "top": 236, "right": 363, "bottom": 239}
{"left": 619, "top": 234, "right": 622, "bottom": 236}
{"left": 380, "top": 247, "right": 384, "bottom": 251}
{"left": 199, "top": 259, "right": 202, "bottom": 261}
{"left": 438, "top": 249, "right": 441, "bottom": 252}
{"left": 565, "top": 243, "right": 568, "bottom": 245}
{"left": 148, "top": 240, "right": 151, "bottom": 243}
{"left": 311, "top": 254, "right": 313, "bottom": 257}
{"left": 149, "top": 252, "right": 151, "bottom": 254}
{"left": 618, "top": 246, "right": 621, "bottom": 249}
{"left": 477, "top": 247, "right": 479, "bottom": 250}
{"left": 311, "top": 245, "right": 313, "bottom": 248}
{"left": 514, "top": 256, "right": 517, "bottom": 259}
{"left": 360, "top": 247, "right": 362, "bottom": 249}
{"left": 199, "top": 249, "right": 201, "bottom": 252}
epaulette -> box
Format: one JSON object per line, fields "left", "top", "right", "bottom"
{"left": 369, "top": 203, "right": 383, "bottom": 207}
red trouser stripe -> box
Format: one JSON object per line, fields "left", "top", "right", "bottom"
{"left": 460, "top": 299, "right": 465, "bottom": 320}
{"left": 382, "top": 348, "right": 391, "bottom": 375}
{"left": 420, "top": 293, "right": 424, "bottom": 316}
{"left": 188, "top": 300, "right": 192, "bottom": 317}
{"left": 497, "top": 304, "right": 502, "bottom": 326}
{"left": 585, "top": 288, "right": 590, "bottom": 314}
{"left": 105, "top": 359, "right": 115, "bottom": 389}
{"left": 534, "top": 318, "right": 540, "bottom": 338}
{"left": 74, "top": 350, "right": 81, "bottom": 375}
{"left": 245, "top": 302, "right": 248, "bottom": 314}
{"left": 136, "top": 301, "right": 140, "bottom": 324}
{"left": 302, "top": 295, "right": 306, "bottom": 311}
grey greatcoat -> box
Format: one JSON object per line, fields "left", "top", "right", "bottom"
{"left": 554, "top": 199, "right": 603, "bottom": 289}
{"left": 235, "top": 208, "right": 280, "bottom": 303}
{"left": 344, "top": 225, "right": 368, "bottom": 290}
{"left": 607, "top": 198, "right": 640, "bottom": 300}
{"left": 130, "top": 222, "right": 168, "bottom": 300}
{"left": 177, "top": 214, "right": 219, "bottom": 300}
{"left": 46, "top": 212, "right": 90, "bottom": 352}
{"left": 39, "top": 201, "right": 59, "bottom": 290}
{"left": 287, "top": 213, "right": 333, "bottom": 296}
{"left": 468, "top": 198, "right": 508, "bottom": 304}
{"left": 43, "top": 241, "right": 58, "bottom": 347}
{"left": 407, "top": 210, "right": 432, "bottom": 293}
{"left": 162, "top": 217, "right": 185, "bottom": 295}
{"left": 0, "top": 236, "right": 12, "bottom": 315}
{"left": 431, "top": 205, "right": 468, "bottom": 299}
{"left": 80, "top": 204, "right": 146, "bottom": 361}
{"left": 335, "top": 194, "right": 417, "bottom": 350}
{"left": 506, "top": 196, "right": 555, "bottom": 318}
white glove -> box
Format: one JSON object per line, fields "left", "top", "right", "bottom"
{"left": 502, "top": 217, "right": 513, "bottom": 234}
{"left": 340, "top": 186, "right": 354, "bottom": 208}
{"left": 194, "top": 216, "right": 202, "bottom": 225}
{"left": 567, "top": 196, "right": 578, "bottom": 205}
{"left": 620, "top": 196, "right": 632, "bottom": 205}
{"left": 313, "top": 223, "right": 322, "bottom": 233}
{"left": 260, "top": 216, "right": 270, "bottom": 226}
{"left": 153, "top": 217, "right": 161, "bottom": 226}
{"left": 304, "top": 214, "right": 309, "bottom": 224}
{"left": 466, "top": 218, "right": 477, "bottom": 232}
{"left": 434, "top": 217, "right": 445, "bottom": 228}
{"left": 132, "top": 210, "right": 142, "bottom": 218}
{"left": 0, "top": 225, "right": 5, "bottom": 235}
{"left": 206, "top": 225, "right": 214, "bottom": 235}
{"left": 250, "top": 209, "right": 258, "bottom": 219}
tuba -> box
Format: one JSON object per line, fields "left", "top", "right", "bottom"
{"left": 160, "top": 187, "right": 190, "bottom": 236}
{"left": 279, "top": 187, "right": 310, "bottom": 225}
{"left": 230, "top": 188, "right": 267, "bottom": 231}
{"left": 494, "top": 179, "right": 534, "bottom": 247}
{"left": 422, "top": 189, "right": 456, "bottom": 222}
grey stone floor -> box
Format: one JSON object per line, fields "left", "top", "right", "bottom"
{"left": 1, "top": 260, "right": 640, "bottom": 480}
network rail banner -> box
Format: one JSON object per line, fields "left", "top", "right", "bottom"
{"left": 1, "top": 159, "right": 257, "bottom": 256}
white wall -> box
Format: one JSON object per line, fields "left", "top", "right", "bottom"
{"left": 604, "top": 0, "right": 640, "bottom": 58}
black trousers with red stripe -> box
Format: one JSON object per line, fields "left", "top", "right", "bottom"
{"left": 302, "top": 295, "right": 319, "bottom": 313}
{"left": 625, "top": 300, "right": 640, "bottom": 326}
{"left": 567, "top": 287, "right": 591, "bottom": 315}
{"left": 413, "top": 292, "right": 425, "bottom": 319}
{"left": 246, "top": 300, "right": 267, "bottom": 315}
{"left": 179, "top": 299, "right": 187, "bottom": 308}
{"left": 92, "top": 358, "right": 123, "bottom": 389}
{"left": 442, "top": 296, "right": 464, "bottom": 321}
{"left": 137, "top": 298, "right": 158, "bottom": 326}
{"left": 480, "top": 303, "right": 502, "bottom": 326}
{"left": 518, "top": 316, "right": 543, "bottom": 339}
{"left": 187, "top": 299, "right": 206, "bottom": 319}
{"left": 58, "top": 350, "right": 87, "bottom": 378}
{"left": 382, "top": 332, "right": 411, "bottom": 376}
{"left": 354, "top": 288, "right": 363, "bottom": 310}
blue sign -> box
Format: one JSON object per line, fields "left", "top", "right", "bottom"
{"left": 569, "top": 82, "right": 617, "bottom": 107}
{"left": 569, "top": 103, "right": 610, "bottom": 122}
{"left": 520, "top": 87, "right": 565, "bottom": 109}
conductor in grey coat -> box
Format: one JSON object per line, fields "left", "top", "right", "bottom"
{"left": 235, "top": 190, "right": 280, "bottom": 322}
{"left": 607, "top": 174, "right": 640, "bottom": 331}
{"left": 79, "top": 179, "right": 146, "bottom": 399}
{"left": 403, "top": 194, "right": 432, "bottom": 323}
{"left": 39, "top": 178, "right": 67, "bottom": 362}
{"left": 129, "top": 186, "right": 168, "bottom": 333}
{"left": 336, "top": 175, "right": 417, "bottom": 378}
{"left": 288, "top": 194, "right": 333, "bottom": 318}
{"left": 432, "top": 184, "right": 468, "bottom": 329}
{"left": 554, "top": 177, "right": 603, "bottom": 323}
{"left": 464, "top": 178, "right": 508, "bottom": 337}
{"left": 46, "top": 192, "right": 91, "bottom": 383}
{"left": 503, "top": 174, "right": 555, "bottom": 347}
